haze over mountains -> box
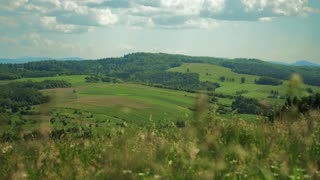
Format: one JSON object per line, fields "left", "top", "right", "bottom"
{"left": 291, "top": 60, "right": 320, "bottom": 67}
{"left": 0, "top": 57, "right": 84, "bottom": 64}
{"left": 269, "top": 60, "right": 320, "bottom": 67}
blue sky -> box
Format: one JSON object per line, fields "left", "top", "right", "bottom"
{"left": 0, "top": 0, "right": 319, "bottom": 63}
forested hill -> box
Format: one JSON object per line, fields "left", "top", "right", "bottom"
{"left": 0, "top": 52, "right": 319, "bottom": 86}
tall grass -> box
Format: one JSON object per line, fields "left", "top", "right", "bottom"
{"left": 1, "top": 108, "right": 319, "bottom": 179}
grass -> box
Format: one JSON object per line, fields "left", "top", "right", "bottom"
{"left": 0, "top": 104, "right": 319, "bottom": 179}
{"left": 0, "top": 75, "right": 198, "bottom": 133}
{"left": 1, "top": 73, "right": 320, "bottom": 178}
{"left": 45, "top": 83, "right": 196, "bottom": 126}
{"left": 0, "top": 77, "right": 196, "bottom": 131}
{"left": 168, "top": 63, "right": 320, "bottom": 106}
{"left": 15, "top": 75, "right": 87, "bottom": 86}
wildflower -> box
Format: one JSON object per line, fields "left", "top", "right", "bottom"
{"left": 122, "top": 170, "right": 132, "bottom": 174}
{"left": 2, "top": 145, "right": 13, "bottom": 154}
{"left": 154, "top": 174, "right": 161, "bottom": 179}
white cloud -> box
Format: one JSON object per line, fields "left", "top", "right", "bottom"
{"left": 0, "top": 0, "right": 318, "bottom": 31}
{"left": 125, "top": 15, "right": 155, "bottom": 28}
{"left": 60, "top": 1, "right": 91, "bottom": 14}
{"left": 258, "top": 17, "right": 273, "bottom": 22}
{"left": 241, "top": 0, "right": 258, "bottom": 12}
{"left": 41, "top": 16, "right": 79, "bottom": 33}
{"left": 93, "top": 9, "right": 118, "bottom": 25}
{"left": 160, "top": 0, "right": 203, "bottom": 16}
{"left": 272, "top": 0, "right": 318, "bottom": 16}
{"left": 184, "top": 18, "right": 220, "bottom": 29}
{"left": 204, "top": 0, "right": 225, "bottom": 13}
{"left": 24, "top": 3, "right": 48, "bottom": 13}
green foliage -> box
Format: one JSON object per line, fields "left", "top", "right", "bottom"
{"left": 232, "top": 96, "right": 259, "bottom": 114}
{"left": 16, "top": 80, "right": 71, "bottom": 89}
{"left": 241, "top": 77, "right": 246, "bottom": 84}
{"left": 221, "top": 58, "right": 320, "bottom": 86}
{"left": 0, "top": 80, "right": 71, "bottom": 113}
{"left": 0, "top": 85, "right": 48, "bottom": 113}
{"left": 0, "top": 72, "right": 21, "bottom": 80}
{"left": 0, "top": 110, "right": 319, "bottom": 179}
{"left": 281, "top": 93, "right": 320, "bottom": 114}
{"left": 255, "top": 76, "right": 283, "bottom": 86}
{"left": 85, "top": 75, "right": 100, "bottom": 83}
{"left": 133, "top": 71, "right": 220, "bottom": 92}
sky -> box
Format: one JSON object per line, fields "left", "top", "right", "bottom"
{"left": 0, "top": 0, "right": 319, "bottom": 63}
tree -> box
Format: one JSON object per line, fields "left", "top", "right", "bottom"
{"left": 255, "top": 77, "right": 282, "bottom": 86}
{"left": 219, "top": 76, "right": 225, "bottom": 82}
{"left": 11, "top": 104, "right": 19, "bottom": 113}
{"left": 241, "top": 77, "right": 246, "bottom": 84}
{"left": 288, "top": 73, "right": 304, "bottom": 98}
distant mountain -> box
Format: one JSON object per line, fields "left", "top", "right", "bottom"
{"left": 268, "top": 60, "right": 320, "bottom": 67}
{"left": 0, "top": 57, "right": 84, "bottom": 64}
{"left": 292, "top": 60, "right": 320, "bottom": 67}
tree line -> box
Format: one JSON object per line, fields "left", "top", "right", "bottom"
{"left": 0, "top": 80, "right": 71, "bottom": 113}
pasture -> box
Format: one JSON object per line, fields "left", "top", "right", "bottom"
{"left": 168, "top": 63, "right": 319, "bottom": 105}
{"left": 0, "top": 75, "right": 198, "bottom": 132}
{"left": 46, "top": 83, "right": 196, "bottom": 126}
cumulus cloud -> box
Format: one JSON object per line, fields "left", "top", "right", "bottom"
{"left": 0, "top": 0, "right": 318, "bottom": 32}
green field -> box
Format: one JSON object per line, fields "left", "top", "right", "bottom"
{"left": 46, "top": 83, "right": 195, "bottom": 125}
{"left": 1, "top": 66, "right": 319, "bottom": 133}
{"left": 1, "top": 62, "right": 320, "bottom": 179}
{"left": 16, "top": 75, "right": 88, "bottom": 86}
{"left": 169, "top": 63, "right": 320, "bottom": 105}
{"left": 0, "top": 75, "right": 199, "bottom": 132}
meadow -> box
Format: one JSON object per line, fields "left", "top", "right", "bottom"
{"left": 0, "top": 92, "right": 319, "bottom": 179}
{"left": 0, "top": 62, "right": 320, "bottom": 179}
{"left": 0, "top": 75, "right": 199, "bottom": 133}
{"left": 169, "top": 63, "right": 319, "bottom": 105}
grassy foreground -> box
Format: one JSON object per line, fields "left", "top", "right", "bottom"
{"left": 1, "top": 98, "right": 320, "bottom": 179}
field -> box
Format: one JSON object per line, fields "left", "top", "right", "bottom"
{"left": 3, "top": 63, "right": 319, "bottom": 133}
{"left": 169, "top": 63, "right": 320, "bottom": 106}
{"left": 48, "top": 83, "right": 195, "bottom": 125}
{"left": 1, "top": 63, "right": 319, "bottom": 133}
{"left": 0, "top": 76, "right": 199, "bottom": 133}
{"left": 16, "top": 75, "right": 88, "bottom": 86}
{"left": 1, "top": 68, "right": 320, "bottom": 179}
